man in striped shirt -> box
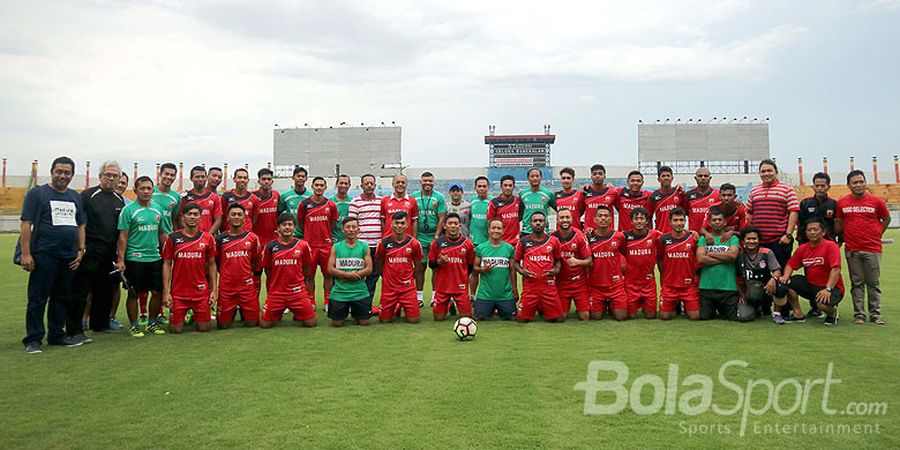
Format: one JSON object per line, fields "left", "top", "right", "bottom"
{"left": 348, "top": 173, "right": 383, "bottom": 297}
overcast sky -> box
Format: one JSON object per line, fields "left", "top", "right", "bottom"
{"left": 2, "top": 0, "right": 899, "bottom": 175}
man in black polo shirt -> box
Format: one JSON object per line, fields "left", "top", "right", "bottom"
{"left": 797, "top": 171, "right": 837, "bottom": 318}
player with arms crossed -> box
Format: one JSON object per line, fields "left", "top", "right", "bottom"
{"left": 621, "top": 207, "right": 661, "bottom": 319}
{"left": 215, "top": 203, "right": 262, "bottom": 328}
{"left": 514, "top": 212, "right": 565, "bottom": 323}
{"left": 551, "top": 209, "right": 592, "bottom": 320}
{"left": 587, "top": 206, "right": 628, "bottom": 321}
{"left": 428, "top": 212, "right": 475, "bottom": 321}
{"left": 376, "top": 211, "right": 424, "bottom": 323}
{"left": 259, "top": 213, "right": 317, "bottom": 328}
{"left": 327, "top": 217, "right": 374, "bottom": 327}
{"left": 296, "top": 176, "right": 338, "bottom": 310}
{"left": 657, "top": 207, "right": 700, "bottom": 320}
{"left": 472, "top": 219, "right": 519, "bottom": 321}
{"left": 162, "top": 203, "right": 218, "bottom": 333}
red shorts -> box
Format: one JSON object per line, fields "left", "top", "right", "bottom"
{"left": 253, "top": 273, "right": 262, "bottom": 297}
{"left": 660, "top": 290, "right": 700, "bottom": 312}
{"left": 262, "top": 293, "right": 316, "bottom": 322}
{"left": 518, "top": 283, "right": 563, "bottom": 321}
{"left": 379, "top": 287, "right": 420, "bottom": 321}
{"left": 217, "top": 288, "right": 260, "bottom": 322}
{"left": 557, "top": 283, "right": 590, "bottom": 313}
{"left": 589, "top": 285, "right": 628, "bottom": 312}
{"left": 305, "top": 247, "right": 331, "bottom": 277}
{"left": 627, "top": 295, "right": 658, "bottom": 315}
{"left": 171, "top": 297, "right": 211, "bottom": 325}
{"left": 433, "top": 291, "right": 472, "bottom": 316}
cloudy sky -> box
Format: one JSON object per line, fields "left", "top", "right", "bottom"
{"left": 2, "top": 0, "right": 899, "bottom": 175}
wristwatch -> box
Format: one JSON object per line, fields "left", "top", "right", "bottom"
{"left": 825, "top": 286, "right": 833, "bottom": 292}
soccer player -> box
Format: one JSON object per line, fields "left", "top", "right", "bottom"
{"left": 278, "top": 166, "right": 311, "bottom": 237}
{"left": 657, "top": 207, "right": 700, "bottom": 320}
{"left": 699, "top": 183, "right": 748, "bottom": 241}
{"left": 587, "top": 206, "right": 627, "bottom": 321}
{"left": 446, "top": 183, "right": 471, "bottom": 238}
{"left": 428, "top": 213, "right": 475, "bottom": 320}
{"left": 327, "top": 217, "right": 374, "bottom": 327}
{"left": 555, "top": 167, "right": 584, "bottom": 230}
{"left": 696, "top": 206, "right": 741, "bottom": 321}
{"left": 519, "top": 168, "right": 555, "bottom": 235}
{"left": 116, "top": 176, "right": 167, "bottom": 337}
{"left": 252, "top": 168, "right": 280, "bottom": 243}
{"left": 376, "top": 211, "right": 424, "bottom": 323}
{"left": 779, "top": 218, "right": 845, "bottom": 326}
{"left": 413, "top": 172, "right": 447, "bottom": 307}
{"left": 330, "top": 174, "right": 353, "bottom": 243}
{"left": 182, "top": 166, "right": 223, "bottom": 233}
{"left": 649, "top": 166, "right": 683, "bottom": 234}
{"left": 582, "top": 164, "right": 620, "bottom": 232}
{"left": 736, "top": 227, "right": 790, "bottom": 324}
{"left": 161, "top": 203, "right": 218, "bottom": 333}
{"left": 473, "top": 219, "right": 518, "bottom": 320}
{"left": 683, "top": 167, "right": 720, "bottom": 231}
{"left": 221, "top": 168, "right": 257, "bottom": 233}
{"left": 514, "top": 212, "right": 564, "bottom": 323}
{"left": 616, "top": 171, "right": 651, "bottom": 232}
{"left": 259, "top": 212, "right": 317, "bottom": 328}
{"left": 621, "top": 207, "right": 661, "bottom": 319}
{"left": 153, "top": 162, "right": 181, "bottom": 235}
{"left": 349, "top": 174, "right": 383, "bottom": 297}
{"left": 214, "top": 203, "right": 262, "bottom": 328}
{"left": 206, "top": 166, "right": 224, "bottom": 193}
{"left": 798, "top": 172, "right": 837, "bottom": 244}
{"left": 296, "top": 176, "right": 338, "bottom": 310}
{"left": 380, "top": 173, "right": 418, "bottom": 238}
{"left": 551, "top": 209, "right": 591, "bottom": 320}
{"left": 487, "top": 175, "right": 522, "bottom": 246}
{"left": 469, "top": 176, "right": 491, "bottom": 246}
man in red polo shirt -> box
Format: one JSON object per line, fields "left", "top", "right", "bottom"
{"left": 779, "top": 218, "right": 845, "bottom": 326}
{"left": 615, "top": 171, "right": 651, "bottom": 232}
{"left": 220, "top": 168, "right": 257, "bottom": 233}
{"left": 683, "top": 166, "right": 720, "bottom": 232}
{"left": 649, "top": 166, "right": 683, "bottom": 234}
{"left": 376, "top": 211, "right": 424, "bottom": 323}
{"left": 182, "top": 166, "right": 223, "bottom": 233}
{"left": 514, "top": 212, "right": 564, "bottom": 323}
{"left": 621, "top": 207, "right": 661, "bottom": 319}
{"left": 259, "top": 212, "right": 317, "bottom": 328}
{"left": 582, "top": 164, "right": 619, "bottom": 232}
{"left": 587, "top": 206, "right": 627, "bottom": 321}
{"left": 658, "top": 207, "right": 700, "bottom": 320}
{"left": 296, "top": 176, "right": 338, "bottom": 310}
{"left": 380, "top": 173, "right": 418, "bottom": 238}
{"left": 428, "top": 213, "right": 475, "bottom": 321}
{"left": 487, "top": 175, "right": 523, "bottom": 246}
{"left": 551, "top": 209, "right": 591, "bottom": 320}
{"left": 555, "top": 167, "right": 584, "bottom": 230}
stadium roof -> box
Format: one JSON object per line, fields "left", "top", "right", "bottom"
{"left": 484, "top": 135, "right": 556, "bottom": 144}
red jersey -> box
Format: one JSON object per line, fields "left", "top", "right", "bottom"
{"left": 701, "top": 201, "right": 749, "bottom": 232}
{"left": 621, "top": 229, "right": 661, "bottom": 296}
{"left": 182, "top": 189, "right": 223, "bottom": 233}
{"left": 161, "top": 230, "right": 217, "bottom": 301}
{"left": 551, "top": 228, "right": 591, "bottom": 286}
{"left": 555, "top": 190, "right": 585, "bottom": 229}
{"left": 587, "top": 230, "right": 626, "bottom": 288}
{"left": 487, "top": 195, "right": 523, "bottom": 246}
{"left": 837, "top": 193, "right": 890, "bottom": 253}
{"left": 683, "top": 187, "right": 720, "bottom": 231}
{"left": 428, "top": 234, "right": 475, "bottom": 294}
{"left": 376, "top": 235, "right": 423, "bottom": 292}
{"left": 658, "top": 232, "right": 699, "bottom": 297}
{"left": 252, "top": 189, "right": 280, "bottom": 244}
{"left": 214, "top": 231, "right": 262, "bottom": 293}
{"left": 787, "top": 240, "right": 845, "bottom": 291}
{"left": 649, "top": 187, "right": 683, "bottom": 233}
{"left": 582, "top": 186, "right": 620, "bottom": 231}
{"left": 514, "top": 234, "right": 561, "bottom": 289}
{"left": 260, "top": 238, "right": 311, "bottom": 299}
{"left": 221, "top": 190, "right": 257, "bottom": 233}
{"left": 380, "top": 194, "right": 419, "bottom": 238}
{"left": 615, "top": 189, "right": 651, "bottom": 232}
{"left": 297, "top": 197, "right": 338, "bottom": 248}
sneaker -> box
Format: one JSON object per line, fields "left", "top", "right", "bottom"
{"left": 853, "top": 318, "right": 866, "bottom": 325}
{"left": 805, "top": 309, "right": 823, "bottom": 319}
{"left": 24, "top": 342, "right": 42, "bottom": 354}
{"left": 210, "top": 305, "right": 217, "bottom": 320}
{"left": 139, "top": 314, "right": 149, "bottom": 327}
{"left": 824, "top": 314, "right": 839, "bottom": 326}
{"left": 784, "top": 315, "right": 806, "bottom": 323}
{"left": 184, "top": 309, "right": 194, "bottom": 326}
{"left": 146, "top": 322, "right": 166, "bottom": 335}
{"left": 873, "top": 317, "right": 886, "bottom": 325}
{"left": 155, "top": 314, "right": 169, "bottom": 327}
{"left": 71, "top": 333, "right": 93, "bottom": 345}
{"left": 773, "top": 314, "right": 786, "bottom": 325}
{"left": 130, "top": 326, "right": 145, "bottom": 338}
{"left": 323, "top": 303, "right": 329, "bottom": 314}
{"left": 109, "top": 317, "right": 125, "bottom": 331}
{"left": 419, "top": 299, "right": 426, "bottom": 308}
{"left": 49, "top": 336, "right": 83, "bottom": 347}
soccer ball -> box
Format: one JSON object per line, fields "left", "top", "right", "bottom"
{"left": 453, "top": 316, "right": 477, "bottom": 341}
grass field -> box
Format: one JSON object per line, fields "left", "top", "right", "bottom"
{"left": 0, "top": 232, "right": 897, "bottom": 449}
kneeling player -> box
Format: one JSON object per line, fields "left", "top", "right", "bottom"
{"left": 473, "top": 219, "right": 518, "bottom": 320}
{"left": 551, "top": 209, "right": 592, "bottom": 320}
{"left": 658, "top": 208, "right": 700, "bottom": 320}
{"left": 778, "top": 218, "right": 845, "bottom": 326}
{"left": 587, "top": 206, "right": 628, "bottom": 320}
{"left": 215, "top": 203, "right": 262, "bottom": 328}
{"left": 514, "top": 212, "right": 564, "bottom": 323}
{"left": 736, "top": 227, "right": 789, "bottom": 324}
{"left": 376, "top": 211, "right": 424, "bottom": 323}
{"left": 162, "top": 203, "right": 218, "bottom": 333}
{"left": 259, "top": 213, "right": 317, "bottom": 328}
{"left": 429, "top": 212, "right": 475, "bottom": 321}
{"left": 327, "top": 217, "right": 373, "bottom": 327}
{"left": 622, "top": 208, "right": 661, "bottom": 319}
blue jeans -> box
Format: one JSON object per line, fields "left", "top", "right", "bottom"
{"left": 23, "top": 253, "right": 76, "bottom": 346}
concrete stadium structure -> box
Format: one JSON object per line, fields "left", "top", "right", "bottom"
{"left": 638, "top": 122, "right": 770, "bottom": 175}
{"left": 273, "top": 126, "right": 402, "bottom": 179}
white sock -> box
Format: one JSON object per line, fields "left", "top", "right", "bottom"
{"left": 417, "top": 291, "right": 423, "bottom": 302}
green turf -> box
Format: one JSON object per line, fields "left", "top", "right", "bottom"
{"left": 0, "top": 232, "right": 897, "bottom": 449}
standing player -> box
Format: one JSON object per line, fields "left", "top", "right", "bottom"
{"left": 446, "top": 183, "right": 471, "bottom": 238}
{"left": 221, "top": 168, "right": 256, "bottom": 232}
{"left": 621, "top": 208, "right": 661, "bottom": 319}
{"left": 259, "top": 212, "right": 317, "bottom": 328}
{"left": 413, "top": 172, "right": 447, "bottom": 307}
{"left": 214, "top": 203, "right": 262, "bottom": 328}
{"left": 376, "top": 211, "right": 424, "bottom": 323}
{"left": 649, "top": 166, "right": 683, "bottom": 234}
{"left": 469, "top": 176, "right": 491, "bottom": 246}
{"left": 161, "top": 203, "right": 218, "bottom": 333}
{"left": 472, "top": 219, "right": 518, "bottom": 321}
{"left": 278, "top": 166, "right": 311, "bottom": 237}
{"left": 551, "top": 209, "right": 592, "bottom": 320}
{"left": 252, "top": 168, "right": 280, "bottom": 243}
{"left": 657, "top": 208, "right": 700, "bottom": 320}
{"left": 798, "top": 172, "right": 837, "bottom": 244}
{"left": 555, "top": 167, "right": 584, "bottom": 230}
{"left": 587, "top": 206, "right": 628, "bottom": 321}
{"left": 519, "top": 168, "right": 555, "bottom": 235}
{"left": 513, "top": 212, "right": 565, "bottom": 323}
{"left": 615, "top": 171, "right": 650, "bottom": 232}
{"left": 700, "top": 183, "right": 748, "bottom": 241}
{"left": 683, "top": 167, "right": 720, "bottom": 231}
{"left": 487, "top": 175, "right": 522, "bottom": 246}
{"left": 381, "top": 173, "right": 418, "bottom": 238}
{"left": 582, "top": 164, "right": 620, "bottom": 232}
{"left": 153, "top": 162, "right": 181, "bottom": 236}
{"left": 296, "top": 177, "right": 338, "bottom": 310}
{"left": 327, "top": 217, "right": 374, "bottom": 327}
{"left": 182, "top": 166, "right": 223, "bottom": 233}
{"left": 330, "top": 174, "right": 353, "bottom": 243}
{"left": 349, "top": 174, "right": 383, "bottom": 297}
{"left": 429, "top": 213, "right": 475, "bottom": 321}
{"left": 206, "top": 167, "right": 224, "bottom": 193}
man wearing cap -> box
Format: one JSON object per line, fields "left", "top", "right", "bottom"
{"left": 446, "top": 183, "right": 471, "bottom": 238}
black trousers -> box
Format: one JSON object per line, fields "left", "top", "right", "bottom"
{"left": 365, "top": 246, "right": 381, "bottom": 298}
{"left": 23, "top": 253, "right": 75, "bottom": 346}
{"left": 69, "top": 249, "right": 118, "bottom": 333}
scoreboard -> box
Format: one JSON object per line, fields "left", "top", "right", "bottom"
{"left": 485, "top": 135, "right": 555, "bottom": 168}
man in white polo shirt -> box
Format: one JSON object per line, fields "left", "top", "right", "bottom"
{"left": 348, "top": 173, "right": 383, "bottom": 297}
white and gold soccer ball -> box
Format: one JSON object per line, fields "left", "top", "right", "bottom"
{"left": 453, "top": 316, "right": 477, "bottom": 341}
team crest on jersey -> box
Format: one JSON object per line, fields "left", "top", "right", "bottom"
{"left": 199, "top": 242, "right": 206, "bottom": 249}
{"left": 208, "top": 200, "right": 214, "bottom": 207}
{"left": 155, "top": 214, "right": 160, "bottom": 222}
{"left": 570, "top": 243, "right": 577, "bottom": 249}
{"left": 611, "top": 241, "right": 618, "bottom": 248}
{"left": 709, "top": 198, "right": 715, "bottom": 203}
{"left": 545, "top": 245, "right": 552, "bottom": 252}
{"left": 686, "top": 243, "right": 692, "bottom": 249}
{"left": 759, "top": 260, "right": 767, "bottom": 268}
{"left": 460, "top": 248, "right": 466, "bottom": 255}
{"left": 294, "top": 249, "right": 301, "bottom": 256}
{"left": 244, "top": 241, "right": 251, "bottom": 247}
{"left": 405, "top": 247, "right": 412, "bottom": 254}
{"left": 674, "top": 196, "right": 680, "bottom": 203}
{"left": 605, "top": 196, "right": 611, "bottom": 202}
{"left": 826, "top": 210, "right": 834, "bottom": 217}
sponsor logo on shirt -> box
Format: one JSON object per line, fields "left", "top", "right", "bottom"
{"left": 336, "top": 258, "right": 365, "bottom": 269}
{"left": 802, "top": 257, "right": 825, "bottom": 267}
